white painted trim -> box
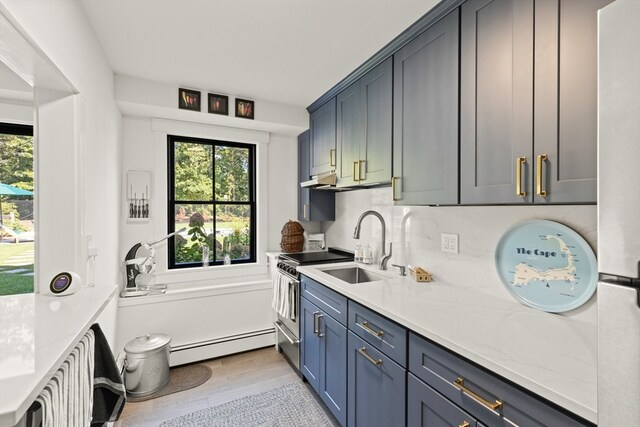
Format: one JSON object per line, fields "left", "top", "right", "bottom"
{"left": 118, "top": 278, "right": 272, "bottom": 307}
{"left": 151, "top": 117, "right": 269, "bottom": 144}
{"left": 169, "top": 332, "right": 275, "bottom": 367}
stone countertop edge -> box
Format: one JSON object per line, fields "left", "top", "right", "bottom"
{"left": 297, "top": 262, "right": 597, "bottom": 424}
{"left": 0, "top": 285, "right": 118, "bottom": 425}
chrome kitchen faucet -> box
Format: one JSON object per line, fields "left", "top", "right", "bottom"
{"left": 353, "top": 210, "right": 392, "bottom": 270}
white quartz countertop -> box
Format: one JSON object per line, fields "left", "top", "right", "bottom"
{"left": 297, "top": 262, "right": 597, "bottom": 423}
{"left": 0, "top": 285, "right": 117, "bottom": 425}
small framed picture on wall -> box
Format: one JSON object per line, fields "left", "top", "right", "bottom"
{"left": 235, "top": 98, "right": 254, "bottom": 120}
{"left": 178, "top": 88, "right": 201, "bottom": 111}
{"left": 208, "top": 94, "right": 229, "bottom": 115}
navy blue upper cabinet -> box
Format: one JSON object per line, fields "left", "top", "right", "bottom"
{"left": 461, "top": 0, "right": 604, "bottom": 204}
{"left": 460, "top": 0, "right": 534, "bottom": 204}
{"left": 392, "top": 9, "right": 460, "bottom": 205}
{"left": 309, "top": 98, "right": 337, "bottom": 177}
{"left": 298, "top": 131, "right": 335, "bottom": 222}
{"left": 533, "top": 0, "right": 612, "bottom": 203}
{"left": 336, "top": 58, "right": 393, "bottom": 188}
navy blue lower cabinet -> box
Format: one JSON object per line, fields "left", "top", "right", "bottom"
{"left": 408, "top": 373, "right": 478, "bottom": 427}
{"left": 301, "top": 296, "right": 347, "bottom": 426}
{"left": 301, "top": 297, "right": 321, "bottom": 391}
{"left": 319, "top": 309, "right": 348, "bottom": 426}
{"left": 347, "top": 331, "right": 406, "bottom": 427}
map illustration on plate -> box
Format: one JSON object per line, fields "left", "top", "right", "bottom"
{"left": 495, "top": 220, "right": 597, "bottom": 313}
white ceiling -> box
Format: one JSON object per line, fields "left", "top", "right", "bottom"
{"left": 81, "top": 0, "right": 439, "bottom": 108}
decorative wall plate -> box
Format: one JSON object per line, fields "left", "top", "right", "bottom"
{"left": 495, "top": 220, "right": 597, "bottom": 312}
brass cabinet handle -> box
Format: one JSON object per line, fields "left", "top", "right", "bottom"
{"left": 453, "top": 377, "right": 503, "bottom": 412}
{"left": 330, "top": 149, "right": 336, "bottom": 167}
{"left": 459, "top": 422, "right": 470, "bottom": 427}
{"left": 358, "top": 321, "right": 384, "bottom": 337}
{"left": 536, "top": 154, "right": 548, "bottom": 197}
{"left": 358, "top": 347, "right": 383, "bottom": 366}
{"left": 303, "top": 203, "right": 308, "bottom": 220}
{"left": 359, "top": 160, "right": 366, "bottom": 181}
{"left": 392, "top": 176, "right": 400, "bottom": 201}
{"left": 516, "top": 157, "right": 527, "bottom": 197}
{"left": 353, "top": 161, "right": 360, "bottom": 181}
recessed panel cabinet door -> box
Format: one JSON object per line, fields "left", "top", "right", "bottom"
{"left": 336, "top": 82, "right": 364, "bottom": 186}
{"left": 319, "top": 311, "right": 347, "bottom": 426}
{"left": 310, "top": 98, "right": 337, "bottom": 177}
{"left": 348, "top": 332, "right": 406, "bottom": 427}
{"left": 298, "top": 131, "right": 311, "bottom": 221}
{"left": 460, "top": 0, "right": 534, "bottom": 204}
{"left": 361, "top": 57, "right": 392, "bottom": 186}
{"left": 534, "top": 0, "right": 612, "bottom": 203}
{"left": 301, "top": 297, "right": 321, "bottom": 392}
{"left": 393, "top": 9, "right": 459, "bottom": 205}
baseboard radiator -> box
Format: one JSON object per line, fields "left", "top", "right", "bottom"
{"left": 23, "top": 329, "right": 95, "bottom": 427}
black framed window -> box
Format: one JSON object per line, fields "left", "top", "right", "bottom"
{"left": 167, "top": 135, "right": 256, "bottom": 269}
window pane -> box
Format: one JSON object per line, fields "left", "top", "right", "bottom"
{"left": 215, "top": 146, "right": 249, "bottom": 202}
{"left": 216, "top": 204, "right": 251, "bottom": 261}
{"left": 174, "top": 141, "right": 213, "bottom": 201}
{"left": 1, "top": 127, "right": 35, "bottom": 296}
{"left": 173, "top": 204, "right": 214, "bottom": 265}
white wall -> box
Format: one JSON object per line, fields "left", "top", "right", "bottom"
{"left": 116, "top": 98, "right": 301, "bottom": 357}
{"left": 0, "top": 100, "right": 32, "bottom": 124}
{"left": 324, "top": 187, "right": 598, "bottom": 325}
{"left": 1, "top": 0, "right": 122, "bottom": 344}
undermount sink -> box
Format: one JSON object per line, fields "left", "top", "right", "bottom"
{"left": 323, "top": 267, "right": 387, "bottom": 284}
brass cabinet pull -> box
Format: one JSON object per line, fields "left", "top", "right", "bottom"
{"left": 359, "top": 321, "right": 384, "bottom": 337}
{"left": 359, "top": 160, "right": 366, "bottom": 181}
{"left": 459, "top": 422, "right": 470, "bottom": 427}
{"left": 330, "top": 149, "right": 336, "bottom": 167}
{"left": 303, "top": 203, "right": 308, "bottom": 220}
{"left": 516, "top": 157, "right": 527, "bottom": 197}
{"left": 392, "top": 176, "right": 400, "bottom": 201}
{"left": 353, "top": 161, "right": 360, "bottom": 181}
{"left": 536, "top": 154, "right": 548, "bottom": 197}
{"left": 453, "top": 377, "right": 503, "bottom": 412}
{"left": 358, "top": 347, "right": 383, "bottom": 366}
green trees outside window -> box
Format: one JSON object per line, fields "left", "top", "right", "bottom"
{"left": 168, "top": 136, "right": 255, "bottom": 268}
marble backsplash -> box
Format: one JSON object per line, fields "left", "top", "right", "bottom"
{"left": 322, "top": 187, "right": 598, "bottom": 323}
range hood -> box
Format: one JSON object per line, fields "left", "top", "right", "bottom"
{"left": 300, "top": 172, "right": 337, "bottom": 188}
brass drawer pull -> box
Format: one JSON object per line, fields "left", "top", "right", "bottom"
{"left": 392, "top": 176, "right": 400, "bottom": 201}
{"left": 359, "top": 160, "right": 366, "bottom": 181}
{"left": 359, "top": 321, "right": 384, "bottom": 338}
{"left": 459, "top": 422, "right": 470, "bottom": 427}
{"left": 453, "top": 377, "right": 502, "bottom": 412}
{"left": 358, "top": 347, "right": 383, "bottom": 366}
{"left": 536, "top": 154, "right": 548, "bottom": 197}
{"left": 330, "top": 149, "right": 336, "bottom": 167}
{"left": 516, "top": 156, "right": 527, "bottom": 197}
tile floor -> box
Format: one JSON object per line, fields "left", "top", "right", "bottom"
{"left": 116, "top": 346, "right": 338, "bottom": 427}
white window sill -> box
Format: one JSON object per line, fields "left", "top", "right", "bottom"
{"left": 154, "top": 262, "right": 269, "bottom": 285}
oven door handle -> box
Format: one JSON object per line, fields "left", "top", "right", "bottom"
{"left": 274, "top": 321, "right": 299, "bottom": 345}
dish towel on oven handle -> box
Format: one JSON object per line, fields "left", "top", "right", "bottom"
{"left": 272, "top": 270, "right": 295, "bottom": 320}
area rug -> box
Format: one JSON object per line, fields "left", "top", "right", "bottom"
{"left": 127, "top": 364, "right": 212, "bottom": 403}
{"left": 160, "top": 381, "right": 334, "bottom": 426}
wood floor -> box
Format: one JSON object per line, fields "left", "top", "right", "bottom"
{"left": 115, "top": 346, "right": 337, "bottom": 427}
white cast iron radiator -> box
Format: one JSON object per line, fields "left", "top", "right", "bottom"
{"left": 35, "top": 328, "right": 95, "bottom": 427}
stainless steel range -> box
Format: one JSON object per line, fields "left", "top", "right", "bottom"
{"left": 273, "top": 248, "right": 353, "bottom": 372}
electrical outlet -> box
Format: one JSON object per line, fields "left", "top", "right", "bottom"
{"left": 441, "top": 233, "right": 459, "bottom": 254}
